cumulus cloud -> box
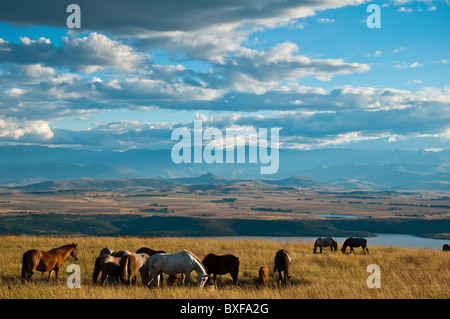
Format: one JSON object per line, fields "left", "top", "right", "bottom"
{"left": 0, "top": 0, "right": 369, "bottom": 62}
{"left": 0, "top": 117, "right": 53, "bottom": 141}
{"left": 0, "top": 33, "right": 144, "bottom": 73}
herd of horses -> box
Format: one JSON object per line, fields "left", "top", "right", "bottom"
{"left": 20, "top": 238, "right": 450, "bottom": 288}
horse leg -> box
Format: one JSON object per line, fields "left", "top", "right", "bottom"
{"left": 350, "top": 247, "right": 355, "bottom": 254}
{"left": 54, "top": 265, "right": 61, "bottom": 280}
{"left": 278, "top": 270, "right": 282, "bottom": 286}
{"left": 213, "top": 273, "right": 217, "bottom": 288}
{"left": 185, "top": 272, "right": 191, "bottom": 286}
{"left": 101, "top": 273, "right": 107, "bottom": 285}
{"left": 320, "top": 246, "right": 322, "bottom": 254}
{"left": 231, "top": 270, "right": 238, "bottom": 287}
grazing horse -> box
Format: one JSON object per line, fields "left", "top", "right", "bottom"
{"left": 443, "top": 244, "right": 449, "bottom": 251}
{"left": 136, "top": 247, "right": 179, "bottom": 286}
{"left": 144, "top": 250, "right": 209, "bottom": 288}
{"left": 341, "top": 237, "right": 369, "bottom": 255}
{"left": 273, "top": 249, "right": 291, "bottom": 286}
{"left": 21, "top": 243, "right": 78, "bottom": 281}
{"left": 98, "top": 248, "right": 149, "bottom": 284}
{"left": 202, "top": 253, "right": 240, "bottom": 287}
{"left": 93, "top": 253, "right": 140, "bottom": 285}
{"left": 258, "top": 266, "right": 269, "bottom": 287}
{"left": 313, "top": 237, "right": 338, "bottom": 254}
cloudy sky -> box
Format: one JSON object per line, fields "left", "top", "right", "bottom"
{"left": 0, "top": 0, "right": 449, "bottom": 151}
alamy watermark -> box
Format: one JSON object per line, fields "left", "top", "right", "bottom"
{"left": 171, "top": 120, "right": 280, "bottom": 175}
{"left": 366, "top": 264, "right": 381, "bottom": 288}
{"left": 367, "top": 4, "right": 381, "bottom": 28}
{"left": 66, "top": 4, "right": 81, "bottom": 29}
{"left": 66, "top": 264, "right": 81, "bottom": 288}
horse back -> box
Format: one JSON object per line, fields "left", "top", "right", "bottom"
{"left": 202, "top": 254, "right": 239, "bottom": 275}
{"left": 274, "top": 250, "right": 291, "bottom": 272}
{"left": 259, "top": 266, "right": 269, "bottom": 284}
{"left": 136, "top": 247, "right": 166, "bottom": 256}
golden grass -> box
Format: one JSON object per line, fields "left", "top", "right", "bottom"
{"left": 0, "top": 235, "right": 448, "bottom": 299}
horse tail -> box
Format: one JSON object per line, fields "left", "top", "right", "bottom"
{"left": 92, "top": 256, "right": 101, "bottom": 283}
{"left": 120, "top": 254, "right": 138, "bottom": 284}
{"left": 21, "top": 251, "right": 30, "bottom": 279}
{"left": 21, "top": 250, "right": 38, "bottom": 280}
{"left": 119, "top": 255, "right": 130, "bottom": 283}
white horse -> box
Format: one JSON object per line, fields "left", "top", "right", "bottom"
{"left": 313, "top": 237, "right": 338, "bottom": 254}
{"left": 144, "top": 250, "right": 209, "bottom": 288}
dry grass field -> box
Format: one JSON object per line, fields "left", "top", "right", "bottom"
{"left": 0, "top": 235, "right": 448, "bottom": 299}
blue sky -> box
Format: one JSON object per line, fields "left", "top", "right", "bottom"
{"left": 0, "top": 0, "right": 449, "bottom": 151}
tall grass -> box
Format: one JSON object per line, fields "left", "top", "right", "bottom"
{"left": 0, "top": 235, "right": 448, "bottom": 299}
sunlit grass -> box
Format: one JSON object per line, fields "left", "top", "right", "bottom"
{"left": 0, "top": 235, "right": 448, "bottom": 299}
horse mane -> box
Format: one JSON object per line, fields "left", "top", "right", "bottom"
{"left": 50, "top": 243, "right": 77, "bottom": 251}
{"left": 182, "top": 250, "right": 207, "bottom": 272}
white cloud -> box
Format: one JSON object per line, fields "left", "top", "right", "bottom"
{"left": 398, "top": 7, "right": 413, "bottom": 12}
{"left": 318, "top": 18, "right": 335, "bottom": 23}
{"left": 0, "top": 117, "right": 53, "bottom": 141}
{"left": 409, "top": 62, "right": 423, "bottom": 68}
{"left": 366, "top": 50, "right": 382, "bottom": 57}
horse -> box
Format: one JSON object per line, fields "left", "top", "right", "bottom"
{"left": 136, "top": 247, "right": 166, "bottom": 256}
{"left": 21, "top": 243, "right": 78, "bottom": 281}
{"left": 201, "top": 253, "right": 240, "bottom": 287}
{"left": 136, "top": 247, "right": 179, "bottom": 286}
{"left": 443, "top": 244, "right": 449, "bottom": 251}
{"left": 258, "top": 266, "right": 269, "bottom": 287}
{"left": 313, "top": 237, "right": 338, "bottom": 254}
{"left": 92, "top": 253, "right": 140, "bottom": 285}
{"left": 273, "top": 249, "right": 291, "bottom": 286}
{"left": 99, "top": 247, "right": 115, "bottom": 256}
{"left": 144, "top": 250, "right": 209, "bottom": 288}
{"left": 341, "top": 237, "right": 369, "bottom": 255}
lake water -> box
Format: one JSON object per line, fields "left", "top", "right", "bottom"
{"left": 207, "top": 234, "right": 448, "bottom": 249}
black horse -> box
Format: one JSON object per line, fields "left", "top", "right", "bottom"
{"left": 273, "top": 249, "right": 291, "bottom": 286}
{"left": 341, "top": 237, "right": 369, "bottom": 255}
{"left": 202, "top": 253, "right": 240, "bottom": 287}
{"left": 443, "top": 244, "right": 449, "bottom": 251}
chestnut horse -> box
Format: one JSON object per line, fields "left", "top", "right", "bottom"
{"left": 258, "top": 266, "right": 269, "bottom": 287}
{"left": 202, "top": 253, "right": 240, "bottom": 287}
{"left": 21, "top": 243, "right": 79, "bottom": 281}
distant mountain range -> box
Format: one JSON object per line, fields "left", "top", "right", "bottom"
{"left": 1, "top": 145, "right": 449, "bottom": 190}
{"left": 13, "top": 173, "right": 329, "bottom": 193}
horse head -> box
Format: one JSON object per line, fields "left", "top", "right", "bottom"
{"left": 70, "top": 244, "right": 79, "bottom": 261}
{"left": 198, "top": 274, "right": 210, "bottom": 288}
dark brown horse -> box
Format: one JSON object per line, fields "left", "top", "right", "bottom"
{"left": 258, "top": 266, "right": 269, "bottom": 287}
{"left": 93, "top": 253, "right": 140, "bottom": 285}
{"left": 273, "top": 249, "right": 291, "bottom": 286}
{"left": 136, "top": 247, "right": 179, "bottom": 286}
{"left": 21, "top": 243, "right": 79, "bottom": 281}
{"left": 341, "top": 237, "right": 369, "bottom": 254}
{"left": 202, "top": 253, "right": 239, "bottom": 287}
{"left": 136, "top": 247, "right": 166, "bottom": 256}
{"left": 443, "top": 244, "right": 449, "bottom": 251}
